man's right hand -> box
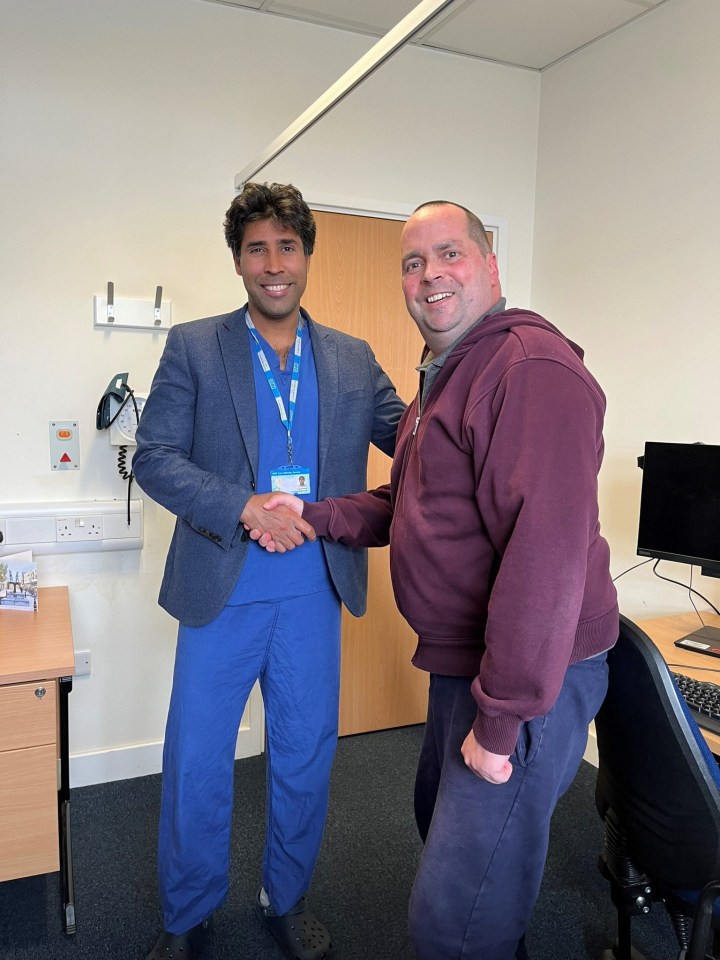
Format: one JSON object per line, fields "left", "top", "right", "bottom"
{"left": 253, "top": 493, "right": 306, "bottom": 551}
{"left": 240, "top": 494, "right": 315, "bottom": 554}
{"left": 460, "top": 730, "right": 513, "bottom": 784}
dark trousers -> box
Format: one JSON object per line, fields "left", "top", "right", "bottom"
{"left": 409, "top": 655, "right": 608, "bottom": 960}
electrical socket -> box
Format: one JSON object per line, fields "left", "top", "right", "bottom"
{"left": 0, "top": 500, "right": 143, "bottom": 555}
{"left": 74, "top": 650, "right": 92, "bottom": 677}
{"left": 56, "top": 516, "right": 104, "bottom": 541}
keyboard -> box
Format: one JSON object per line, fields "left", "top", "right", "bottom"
{"left": 672, "top": 672, "right": 720, "bottom": 737}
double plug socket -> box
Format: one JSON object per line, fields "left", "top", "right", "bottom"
{"left": 56, "top": 516, "right": 104, "bottom": 541}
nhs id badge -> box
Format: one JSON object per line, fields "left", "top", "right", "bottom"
{"left": 270, "top": 465, "right": 312, "bottom": 496}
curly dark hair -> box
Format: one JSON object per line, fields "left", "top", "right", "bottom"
{"left": 224, "top": 182, "right": 317, "bottom": 260}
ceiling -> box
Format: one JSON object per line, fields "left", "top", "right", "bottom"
{"left": 201, "top": 0, "right": 671, "bottom": 71}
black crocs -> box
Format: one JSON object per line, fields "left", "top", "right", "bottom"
{"left": 256, "top": 891, "right": 332, "bottom": 960}
{"left": 145, "top": 918, "right": 210, "bottom": 959}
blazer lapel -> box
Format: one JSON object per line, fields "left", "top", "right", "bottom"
{"left": 306, "top": 311, "right": 338, "bottom": 482}
{"left": 218, "top": 307, "right": 259, "bottom": 477}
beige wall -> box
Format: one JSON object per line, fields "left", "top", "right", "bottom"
{"left": 532, "top": 0, "right": 720, "bottom": 620}
{"left": 6, "top": 0, "right": 715, "bottom": 785}
{"left": 0, "top": 0, "right": 540, "bottom": 783}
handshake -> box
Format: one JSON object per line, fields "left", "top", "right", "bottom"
{"left": 240, "top": 493, "right": 315, "bottom": 554}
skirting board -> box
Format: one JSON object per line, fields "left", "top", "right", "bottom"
{"left": 68, "top": 721, "right": 599, "bottom": 789}
{"left": 69, "top": 725, "right": 263, "bottom": 789}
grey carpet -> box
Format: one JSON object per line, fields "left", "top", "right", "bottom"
{"left": 0, "top": 725, "right": 680, "bottom": 959}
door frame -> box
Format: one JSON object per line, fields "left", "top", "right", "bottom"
{"left": 305, "top": 193, "right": 508, "bottom": 291}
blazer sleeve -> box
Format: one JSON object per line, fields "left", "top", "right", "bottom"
{"left": 366, "top": 343, "right": 407, "bottom": 457}
{"left": 132, "top": 324, "right": 251, "bottom": 550}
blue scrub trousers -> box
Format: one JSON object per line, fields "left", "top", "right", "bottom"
{"left": 409, "top": 654, "right": 609, "bottom": 960}
{"left": 158, "top": 587, "right": 341, "bottom": 934}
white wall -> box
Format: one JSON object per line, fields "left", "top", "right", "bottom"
{"left": 0, "top": 0, "right": 540, "bottom": 784}
{"left": 533, "top": 0, "right": 720, "bottom": 621}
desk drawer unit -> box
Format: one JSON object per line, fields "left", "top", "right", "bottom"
{"left": 0, "top": 680, "right": 59, "bottom": 881}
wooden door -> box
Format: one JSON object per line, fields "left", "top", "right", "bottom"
{"left": 303, "top": 211, "right": 429, "bottom": 736}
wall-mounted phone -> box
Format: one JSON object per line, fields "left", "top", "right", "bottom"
{"left": 96, "top": 373, "right": 147, "bottom": 525}
{"left": 96, "top": 372, "right": 147, "bottom": 446}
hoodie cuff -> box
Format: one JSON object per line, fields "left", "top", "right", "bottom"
{"left": 472, "top": 711, "right": 523, "bottom": 757}
{"left": 302, "top": 500, "right": 332, "bottom": 537}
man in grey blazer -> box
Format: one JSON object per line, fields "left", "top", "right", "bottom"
{"left": 133, "top": 182, "right": 405, "bottom": 960}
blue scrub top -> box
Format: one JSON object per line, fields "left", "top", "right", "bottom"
{"left": 228, "top": 318, "right": 334, "bottom": 604}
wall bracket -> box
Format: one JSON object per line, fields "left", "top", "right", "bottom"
{"left": 94, "top": 282, "right": 171, "bottom": 331}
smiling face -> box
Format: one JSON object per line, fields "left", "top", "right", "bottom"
{"left": 234, "top": 217, "right": 310, "bottom": 334}
{"left": 401, "top": 204, "right": 501, "bottom": 355}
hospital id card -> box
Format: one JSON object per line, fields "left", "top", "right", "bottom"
{"left": 270, "top": 465, "right": 312, "bottom": 495}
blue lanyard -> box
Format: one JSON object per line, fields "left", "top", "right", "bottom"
{"left": 246, "top": 313, "right": 303, "bottom": 465}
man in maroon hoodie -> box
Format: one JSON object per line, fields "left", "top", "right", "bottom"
{"left": 255, "top": 201, "right": 618, "bottom": 960}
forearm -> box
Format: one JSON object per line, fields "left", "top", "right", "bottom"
{"left": 303, "top": 486, "right": 393, "bottom": 548}
{"left": 134, "top": 442, "right": 250, "bottom": 546}
{"left": 471, "top": 361, "right": 605, "bottom": 754}
{"left": 132, "top": 327, "right": 250, "bottom": 547}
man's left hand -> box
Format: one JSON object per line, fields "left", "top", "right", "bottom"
{"left": 460, "top": 730, "right": 512, "bottom": 784}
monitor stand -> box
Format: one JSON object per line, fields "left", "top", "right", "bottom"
{"left": 674, "top": 626, "right": 720, "bottom": 658}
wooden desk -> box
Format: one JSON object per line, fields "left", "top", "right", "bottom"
{"left": 638, "top": 611, "right": 720, "bottom": 755}
{"left": 0, "top": 585, "right": 76, "bottom": 933}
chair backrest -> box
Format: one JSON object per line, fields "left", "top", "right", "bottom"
{"left": 595, "top": 615, "right": 720, "bottom": 889}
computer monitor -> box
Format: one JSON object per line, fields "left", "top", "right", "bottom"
{"left": 637, "top": 441, "right": 720, "bottom": 648}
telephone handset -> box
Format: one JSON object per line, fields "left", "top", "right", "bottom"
{"left": 97, "top": 372, "right": 129, "bottom": 428}
{"left": 96, "top": 372, "right": 147, "bottom": 446}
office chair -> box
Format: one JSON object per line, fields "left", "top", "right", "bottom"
{"left": 594, "top": 614, "right": 720, "bottom": 960}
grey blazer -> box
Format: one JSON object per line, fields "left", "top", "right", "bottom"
{"left": 132, "top": 307, "right": 406, "bottom": 627}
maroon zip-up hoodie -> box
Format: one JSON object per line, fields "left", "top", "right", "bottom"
{"left": 304, "top": 308, "right": 618, "bottom": 755}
